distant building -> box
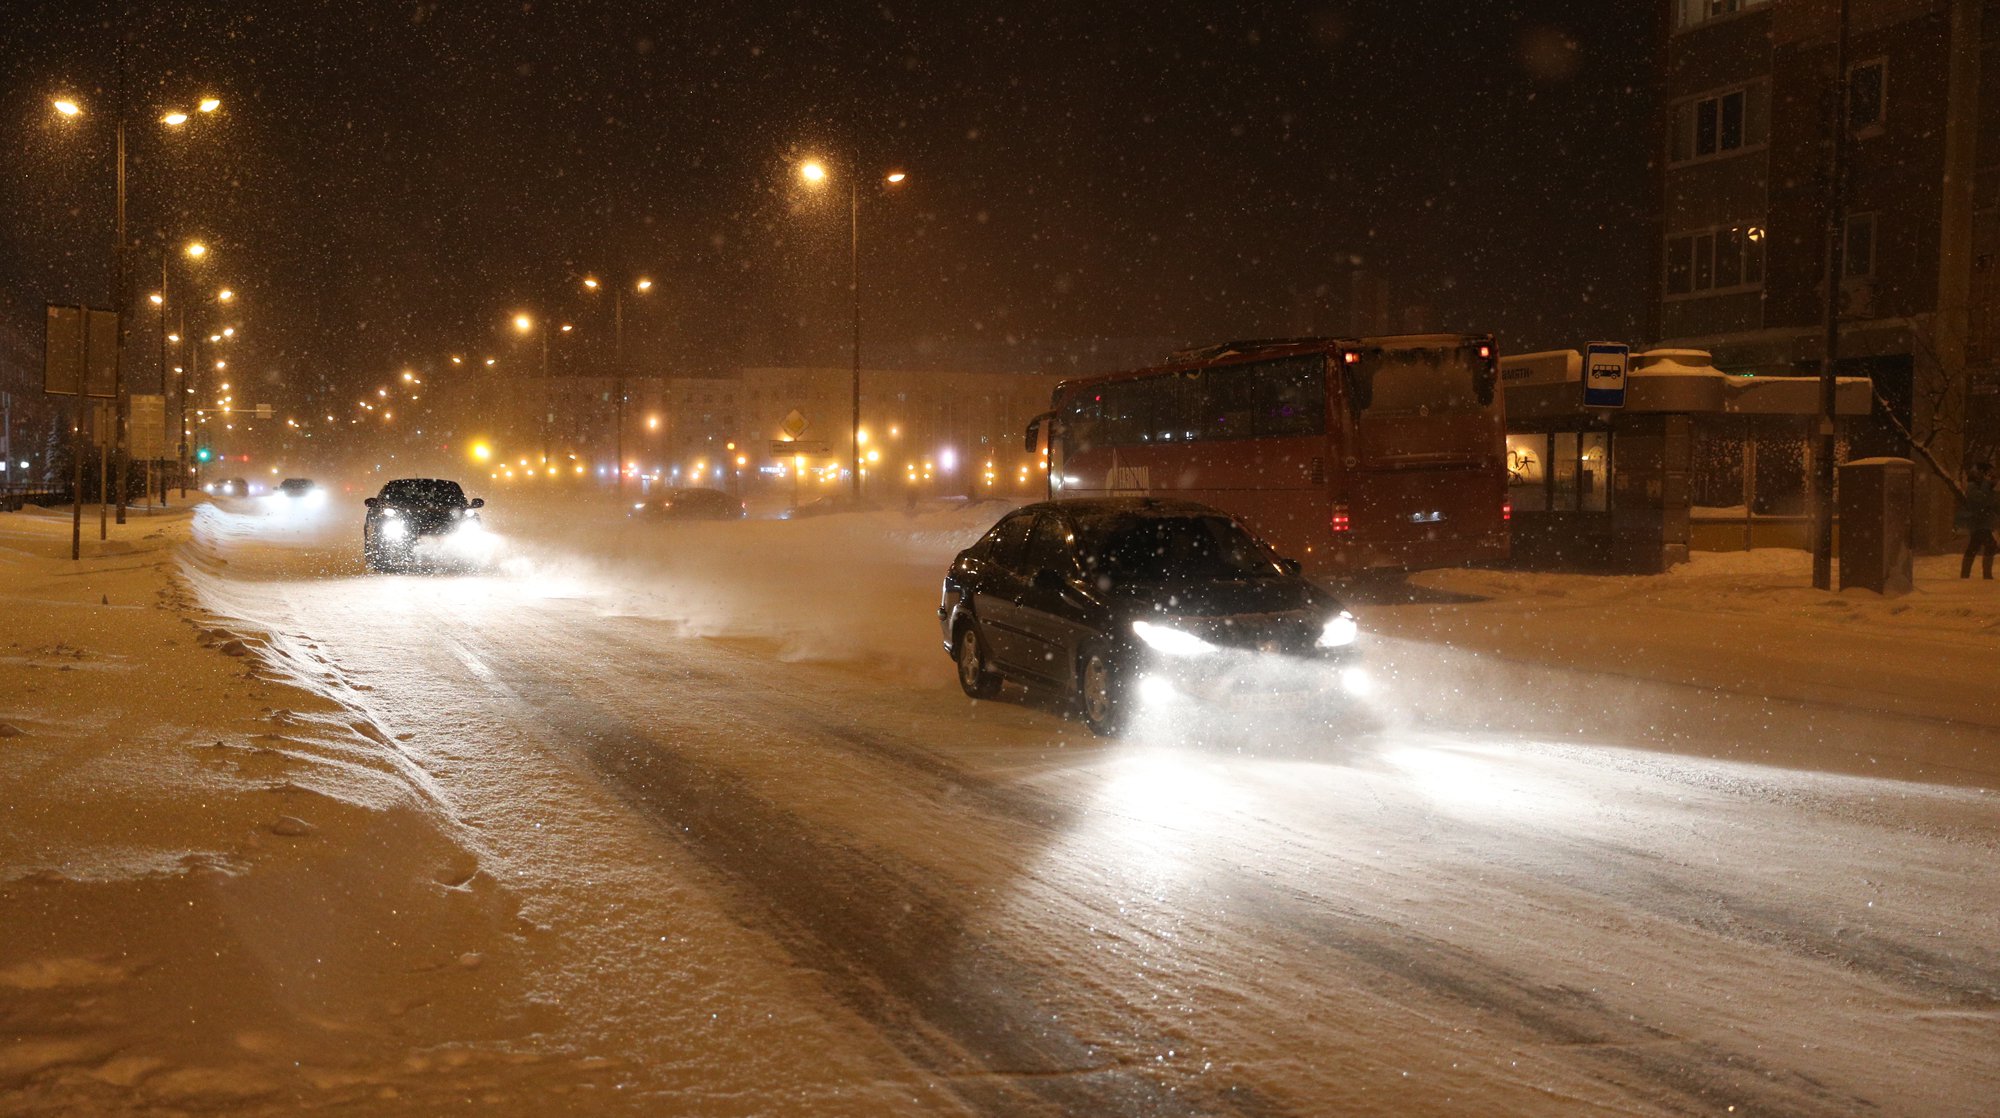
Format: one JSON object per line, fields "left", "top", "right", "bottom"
{"left": 1651, "top": 0, "right": 1994, "bottom": 544}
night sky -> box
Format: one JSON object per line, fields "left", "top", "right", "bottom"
{"left": 3, "top": 0, "right": 1657, "bottom": 414}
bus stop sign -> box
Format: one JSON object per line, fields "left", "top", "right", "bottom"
{"left": 1584, "top": 342, "right": 1629, "bottom": 409}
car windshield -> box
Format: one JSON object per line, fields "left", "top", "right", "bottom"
{"left": 1073, "top": 513, "right": 1281, "bottom": 582}
{"left": 380, "top": 479, "right": 466, "bottom": 506}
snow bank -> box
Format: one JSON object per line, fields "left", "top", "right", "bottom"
{"left": 0, "top": 504, "right": 568, "bottom": 1113}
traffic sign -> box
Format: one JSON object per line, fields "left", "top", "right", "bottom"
{"left": 43, "top": 305, "right": 118, "bottom": 398}
{"left": 771, "top": 439, "right": 831, "bottom": 456}
{"left": 1583, "top": 342, "right": 1629, "bottom": 409}
{"left": 779, "top": 409, "right": 809, "bottom": 440}
{"left": 128, "top": 395, "right": 167, "bottom": 458}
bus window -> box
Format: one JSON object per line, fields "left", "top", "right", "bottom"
{"left": 1344, "top": 345, "right": 1494, "bottom": 418}
{"left": 1197, "top": 355, "right": 1325, "bottom": 442}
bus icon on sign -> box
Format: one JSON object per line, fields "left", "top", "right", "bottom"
{"left": 1583, "top": 342, "right": 1629, "bottom": 409}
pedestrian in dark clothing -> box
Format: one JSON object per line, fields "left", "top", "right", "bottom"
{"left": 1958, "top": 463, "right": 2000, "bottom": 579}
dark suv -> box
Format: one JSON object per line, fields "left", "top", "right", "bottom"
{"left": 939, "top": 498, "right": 1360, "bottom": 735}
{"left": 362, "top": 478, "right": 485, "bottom": 571}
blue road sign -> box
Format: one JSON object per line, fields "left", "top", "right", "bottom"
{"left": 1584, "top": 342, "right": 1629, "bottom": 409}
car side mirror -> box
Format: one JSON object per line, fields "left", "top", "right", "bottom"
{"left": 468, "top": 498, "right": 484, "bottom": 509}
{"left": 364, "top": 497, "right": 378, "bottom": 508}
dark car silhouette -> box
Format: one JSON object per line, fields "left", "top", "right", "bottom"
{"left": 630, "top": 487, "right": 746, "bottom": 521}
{"left": 362, "top": 478, "right": 485, "bottom": 572}
{"left": 938, "top": 498, "right": 1361, "bottom": 735}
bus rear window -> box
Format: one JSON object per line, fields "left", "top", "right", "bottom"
{"left": 1343, "top": 345, "right": 1496, "bottom": 418}
{"left": 1060, "top": 355, "right": 1326, "bottom": 449}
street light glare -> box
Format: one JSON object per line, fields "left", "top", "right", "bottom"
{"left": 162, "top": 111, "right": 189, "bottom": 126}
{"left": 185, "top": 242, "right": 207, "bottom": 258}
{"left": 217, "top": 288, "right": 234, "bottom": 301}
{"left": 635, "top": 278, "right": 653, "bottom": 292}
{"left": 221, "top": 327, "right": 235, "bottom": 337}
{"left": 198, "top": 97, "right": 221, "bottom": 113}
{"left": 149, "top": 293, "right": 164, "bottom": 305}
{"left": 513, "top": 313, "right": 533, "bottom": 333}
{"left": 582, "top": 276, "right": 600, "bottom": 290}
{"left": 800, "top": 160, "right": 828, "bottom": 183}
{"left": 886, "top": 171, "right": 907, "bottom": 184}
{"left": 53, "top": 99, "right": 81, "bottom": 117}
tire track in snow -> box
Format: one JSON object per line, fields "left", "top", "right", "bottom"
{"left": 446, "top": 623, "right": 1282, "bottom": 1118}
{"left": 529, "top": 621, "right": 1897, "bottom": 1117}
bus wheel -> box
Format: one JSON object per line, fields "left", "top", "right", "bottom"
{"left": 1078, "top": 646, "right": 1129, "bottom": 737}
{"left": 955, "top": 623, "right": 1001, "bottom": 699}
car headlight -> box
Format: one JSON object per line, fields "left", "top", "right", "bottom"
{"left": 1132, "top": 619, "right": 1217, "bottom": 657}
{"left": 380, "top": 519, "right": 408, "bottom": 541}
{"left": 382, "top": 507, "right": 400, "bottom": 518}
{"left": 1318, "top": 611, "right": 1359, "bottom": 648}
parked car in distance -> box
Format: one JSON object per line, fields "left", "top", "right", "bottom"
{"left": 206, "top": 477, "right": 249, "bottom": 497}
{"left": 781, "top": 494, "right": 880, "bottom": 520}
{"left": 277, "top": 477, "right": 317, "bottom": 497}
{"left": 938, "top": 498, "right": 1362, "bottom": 735}
{"left": 362, "top": 478, "right": 486, "bottom": 572}
{"left": 630, "top": 487, "right": 746, "bottom": 521}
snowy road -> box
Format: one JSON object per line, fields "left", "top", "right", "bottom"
{"left": 187, "top": 494, "right": 2000, "bottom": 1116}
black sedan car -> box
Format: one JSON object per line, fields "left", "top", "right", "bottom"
{"left": 630, "top": 487, "right": 746, "bottom": 520}
{"left": 939, "top": 498, "right": 1361, "bottom": 735}
{"left": 362, "top": 478, "right": 486, "bottom": 572}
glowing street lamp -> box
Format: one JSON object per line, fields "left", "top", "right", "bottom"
{"left": 161, "top": 111, "right": 188, "bottom": 126}
{"left": 796, "top": 157, "right": 911, "bottom": 498}
{"left": 198, "top": 97, "right": 221, "bottom": 114}
{"left": 581, "top": 273, "right": 656, "bottom": 493}
{"left": 52, "top": 99, "right": 80, "bottom": 117}
{"left": 217, "top": 288, "right": 233, "bottom": 302}
{"left": 184, "top": 241, "right": 206, "bottom": 258}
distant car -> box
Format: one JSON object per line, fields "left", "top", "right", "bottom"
{"left": 630, "top": 487, "right": 746, "bottom": 521}
{"left": 362, "top": 478, "right": 485, "bottom": 572}
{"left": 938, "top": 498, "right": 1361, "bottom": 736}
{"left": 781, "top": 495, "right": 880, "bottom": 520}
{"left": 277, "top": 477, "right": 317, "bottom": 498}
{"left": 207, "top": 477, "right": 249, "bottom": 497}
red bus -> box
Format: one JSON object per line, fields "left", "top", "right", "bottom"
{"left": 1028, "top": 334, "right": 1508, "bottom": 577}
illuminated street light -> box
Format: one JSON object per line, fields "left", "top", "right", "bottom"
{"left": 795, "top": 157, "right": 911, "bottom": 499}
{"left": 217, "top": 288, "right": 233, "bottom": 301}
{"left": 635, "top": 278, "right": 653, "bottom": 292}
{"left": 185, "top": 241, "right": 206, "bottom": 258}
{"left": 582, "top": 277, "right": 600, "bottom": 290}
{"left": 221, "top": 326, "right": 234, "bottom": 337}
{"left": 161, "top": 111, "right": 188, "bottom": 126}
{"left": 52, "top": 99, "right": 80, "bottom": 117}
{"left": 198, "top": 97, "right": 221, "bottom": 113}
{"left": 513, "top": 313, "right": 533, "bottom": 333}
{"left": 148, "top": 292, "right": 163, "bottom": 305}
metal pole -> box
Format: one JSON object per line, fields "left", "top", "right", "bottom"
{"left": 72, "top": 319, "right": 88, "bottom": 561}
{"left": 614, "top": 286, "right": 625, "bottom": 494}
{"left": 541, "top": 326, "right": 551, "bottom": 470}
{"left": 1812, "top": 0, "right": 1853, "bottom": 590}
{"left": 113, "top": 108, "right": 129, "bottom": 525}
{"left": 176, "top": 305, "right": 187, "bottom": 496}
{"left": 850, "top": 176, "right": 862, "bottom": 501}
{"left": 157, "top": 247, "right": 168, "bottom": 504}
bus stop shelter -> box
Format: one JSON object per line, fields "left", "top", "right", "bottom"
{"left": 1499, "top": 349, "right": 1873, "bottom": 573}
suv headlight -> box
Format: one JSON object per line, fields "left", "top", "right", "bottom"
{"left": 380, "top": 519, "right": 408, "bottom": 541}
{"left": 1132, "top": 620, "right": 1217, "bottom": 657}
{"left": 1318, "top": 611, "right": 1359, "bottom": 648}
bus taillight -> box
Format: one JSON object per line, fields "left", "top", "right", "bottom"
{"left": 1331, "top": 504, "right": 1352, "bottom": 533}
{"left": 1502, "top": 500, "right": 1512, "bottom": 522}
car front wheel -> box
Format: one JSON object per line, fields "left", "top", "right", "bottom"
{"left": 1078, "top": 646, "right": 1130, "bottom": 737}
{"left": 955, "top": 622, "right": 1001, "bottom": 699}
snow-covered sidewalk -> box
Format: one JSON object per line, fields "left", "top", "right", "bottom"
{"left": 0, "top": 505, "right": 570, "bottom": 1113}
{"left": 1361, "top": 549, "right": 2000, "bottom": 768}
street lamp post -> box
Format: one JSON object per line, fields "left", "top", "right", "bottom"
{"left": 799, "top": 159, "right": 906, "bottom": 500}
{"left": 584, "top": 276, "right": 652, "bottom": 493}
{"left": 50, "top": 92, "right": 220, "bottom": 528}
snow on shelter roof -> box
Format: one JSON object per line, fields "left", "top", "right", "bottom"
{"left": 1500, "top": 348, "right": 1873, "bottom": 418}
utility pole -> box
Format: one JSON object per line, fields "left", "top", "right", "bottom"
{"left": 1812, "top": 0, "right": 1853, "bottom": 591}
{"left": 613, "top": 286, "right": 625, "bottom": 495}
{"left": 112, "top": 34, "right": 130, "bottom": 526}
{"left": 849, "top": 176, "right": 863, "bottom": 501}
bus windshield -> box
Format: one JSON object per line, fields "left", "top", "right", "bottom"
{"left": 1343, "top": 344, "right": 1495, "bottom": 418}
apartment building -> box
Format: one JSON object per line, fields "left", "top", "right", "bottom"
{"left": 1653, "top": 0, "right": 1994, "bottom": 541}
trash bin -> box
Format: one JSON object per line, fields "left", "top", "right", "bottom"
{"left": 1838, "top": 457, "right": 1913, "bottom": 595}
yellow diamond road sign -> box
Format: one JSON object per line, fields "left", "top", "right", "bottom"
{"left": 780, "top": 409, "right": 809, "bottom": 440}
